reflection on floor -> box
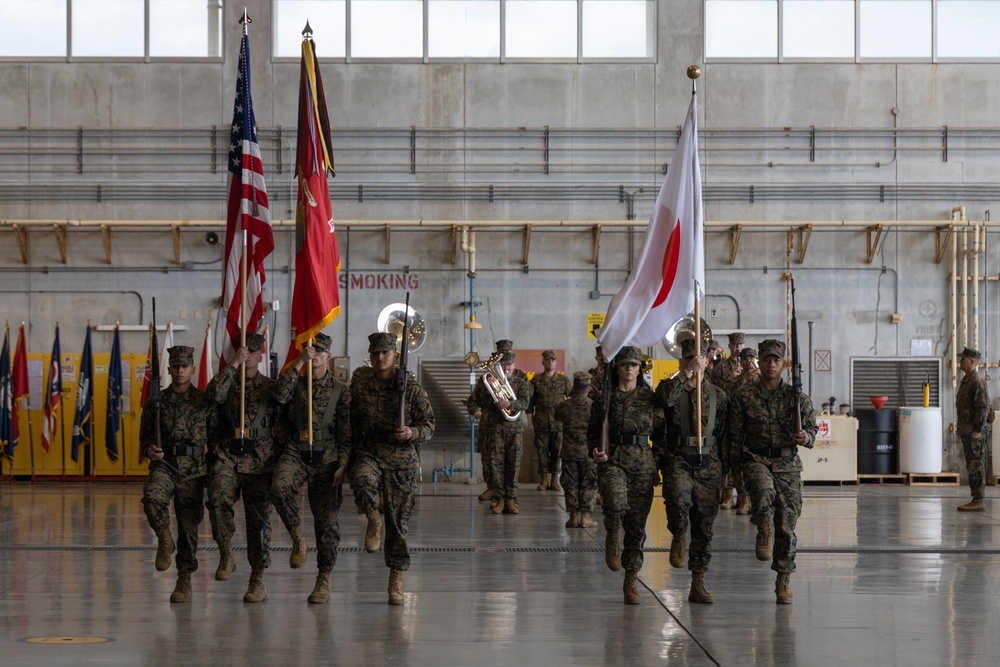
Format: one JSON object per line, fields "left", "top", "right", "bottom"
{"left": 2, "top": 481, "right": 1000, "bottom": 665}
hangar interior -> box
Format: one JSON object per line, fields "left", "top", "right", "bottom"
{"left": 3, "top": 1, "right": 1000, "bottom": 664}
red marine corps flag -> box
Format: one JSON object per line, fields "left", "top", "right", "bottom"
{"left": 598, "top": 93, "right": 704, "bottom": 361}
{"left": 220, "top": 15, "right": 274, "bottom": 369}
{"left": 283, "top": 24, "right": 341, "bottom": 370}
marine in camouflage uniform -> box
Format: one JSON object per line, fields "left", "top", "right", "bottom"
{"left": 956, "top": 347, "right": 993, "bottom": 511}
{"left": 350, "top": 332, "right": 435, "bottom": 605}
{"left": 589, "top": 346, "right": 664, "bottom": 605}
{"left": 466, "top": 339, "right": 519, "bottom": 502}
{"left": 653, "top": 339, "right": 730, "bottom": 604}
{"left": 529, "top": 349, "right": 573, "bottom": 491}
{"left": 711, "top": 332, "right": 746, "bottom": 510}
{"left": 555, "top": 371, "right": 597, "bottom": 528}
{"left": 471, "top": 344, "right": 532, "bottom": 514}
{"left": 467, "top": 378, "right": 498, "bottom": 501}
{"left": 588, "top": 344, "right": 606, "bottom": 402}
{"left": 710, "top": 331, "right": 746, "bottom": 393}
{"left": 728, "top": 339, "right": 817, "bottom": 604}
{"left": 140, "top": 346, "right": 211, "bottom": 603}
{"left": 205, "top": 331, "right": 300, "bottom": 602}
{"left": 270, "top": 332, "right": 352, "bottom": 603}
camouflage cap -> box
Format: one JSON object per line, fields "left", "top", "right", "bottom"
{"left": 542, "top": 349, "right": 557, "bottom": 360}
{"left": 244, "top": 331, "right": 265, "bottom": 352}
{"left": 573, "top": 370, "right": 592, "bottom": 387}
{"left": 495, "top": 339, "right": 514, "bottom": 352}
{"left": 739, "top": 347, "right": 758, "bottom": 359}
{"left": 312, "top": 332, "right": 332, "bottom": 353}
{"left": 501, "top": 351, "right": 516, "bottom": 364}
{"left": 959, "top": 347, "right": 981, "bottom": 360}
{"left": 759, "top": 339, "right": 786, "bottom": 360}
{"left": 708, "top": 339, "right": 720, "bottom": 350}
{"left": 728, "top": 332, "right": 746, "bottom": 344}
{"left": 614, "top": 345, "right": 642, "bottom": 364}
{"left": 167, "top": 345, "right": 194, "bottom": 367}
{"left": 680, "top": 338, "right": 709, "bottom": 358}
{"left": 368, "top": 331, "right": 398, "bottom": 353}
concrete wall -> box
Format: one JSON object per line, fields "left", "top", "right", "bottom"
{"left": 2, "top": 0, "right": 997, "bottom": 478}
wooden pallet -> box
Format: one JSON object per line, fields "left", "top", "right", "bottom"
{"left": 804, "top": 478, "right": 859, "bottom": 486}
{"left": 906, "top": 472, "right": 960, "bottom": 486}
{"left": 857, "top": 474, "right": 907, "bottom": 485}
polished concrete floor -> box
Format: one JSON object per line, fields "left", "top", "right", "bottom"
{"left": 2, "top": 480, "right": 1000, "bottom": 666}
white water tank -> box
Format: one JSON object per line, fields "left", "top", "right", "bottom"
{"left": 898, "top": 407, "right": 943, "bottom": 474}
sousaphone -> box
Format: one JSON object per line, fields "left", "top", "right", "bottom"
{"left": 377, "top": 302, "right": 426, "bottom": 353}
{"left": 662, "top": 313, "right": 712, "bottom": 359}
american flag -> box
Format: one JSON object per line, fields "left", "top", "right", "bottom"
{"left": 220, "top": 28, "right": 274, "bottom": 370}
{"left": 41, "top": 324, "right": 62, "bottom": 454}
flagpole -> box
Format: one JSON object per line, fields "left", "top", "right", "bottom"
{"left": 237, "top": 8, "right": 251, "bottom": 446}
{"left": 688, "top": 66, "right": 704, "bottom": 464}
{"left": 58, "top": 323, "right": 67, "bottom": 479}
{"left": 19, "top": 323, "right": 36, "bottom": 480}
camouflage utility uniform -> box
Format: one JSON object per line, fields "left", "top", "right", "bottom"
{"left": 655, "top": 377, "right": 730, "bottom": 573}
{"left": 588, "top": 381, "right": 664, "bottom": 573}
{"left": 467, "top": 376, "right": 498, "bottom": 493}
{"left": 956, "top": 349, "right": 992, "bottom": 503}
{"left": 710, "top": 355, "right": 742, "bottom": 394}
{"left": 555, "top": 390, "right": 597, "bottom": 515}
{"left": 350, "top": 364, "right": 435, "bottom": 571}
{"left": 205, "top": 362, "right": 298, "bottom": 572}
{"left": 141, "top": 383, "right": 211, "bottom": 573}
{"left": 271, "top": 370, "right": 352, "bottom": 573}
{"left": 729, "top": 376, "right": 817, "bottom": 574}
{"left": 472, "top": 369, "right": 532, "bottom": 504}
{"left": 529, "top": 366, "right": 572, "bottom": 480}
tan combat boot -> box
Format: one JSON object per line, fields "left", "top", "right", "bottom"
{"left": 154, "top": 527, "right": 175, "bottom": 572}
{"left": 478, "top": 488, "right": 494, "bottom": 501}
{"left": 579, "top": 512, "right": 598, "bottom": 528}
{"left": 170, "top": 572, "right": 192, "bottom": 603}
{"left": 736, "top": 491, "right": 751, "bottom": 515}
{"left": 689, "top": 571, "right": 713, "bottom": 604}
{"left": 755, "top": 523, "right": 773, "bottom": 561}
{"left": 669, "top": 532, "right": 686, "bottom": 569}
{"left": 490, "top": 498, "right": 504, "bottom": 514}
{"left": 958, "top": 498, "right": 985, "bottom": 512}
{"left": 565, "top": 511, "right": 579, "bottom": 528}
{"left": 215, "top": 542, "right": 237, "bottom": 581}
{"left": 537, "top": 475, "right": 550, "bottom": 491}
{"left": 388, "top": 568, "right": 404, "bottom": 605}
{"left": 308, "top": 571, "right": 330, "bottom": 604}
{"left": 504, "top": 498, "right": 520, "bottom": 514}
{"left": 243, "top": 568, "right": 267, "bottom": 603}
{"left": 720, "top": 487, "right": 735, "bottom": 509}
{"left": 605, "top": 525, "right": 622, "bottom": 571}
{"left": 549, "top": 474, "right": 561, "bottom": 492}
{"left": 289, "top": 525, "right": 308, "bottom": 568}
{"left": 364, "top": 510, "right": 383, "bottom": 553}
{"left": 775, "top": 572, "right": 793, "bottom": 604}
{"left": 623, "top": 570, "right": 640, "bottom": 605}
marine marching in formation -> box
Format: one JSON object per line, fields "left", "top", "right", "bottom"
{"left": 142, "top": 328, "right": 819, "bottom": 607}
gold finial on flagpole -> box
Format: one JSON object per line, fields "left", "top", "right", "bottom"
{"left": 687, "top": 65, "right": 701, "bottom": 96}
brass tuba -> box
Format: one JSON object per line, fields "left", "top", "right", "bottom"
{"left": 479, "top": 351, "right": 521, "bottom": 422}
{"left": 661, "top": 313, "right": 713, "bottom": 359}
{"left": 377, "top": 302, "right": 427, "bottom": 353}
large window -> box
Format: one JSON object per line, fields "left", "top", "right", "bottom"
{"left": 273, "top": 0, "right": 656, "bottom": 60}
{"left": 706, "top": 0, "right": 1000, "bottom": 62}
{"left": 0, "top": 0, "right": 222, "bottom": 59}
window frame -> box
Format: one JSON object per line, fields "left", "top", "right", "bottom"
{"left": 704, "top": 0, "right": 1000, "bottom": 64}
{"left": 0, "top": 0, "right": 225, "bottom": 63}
